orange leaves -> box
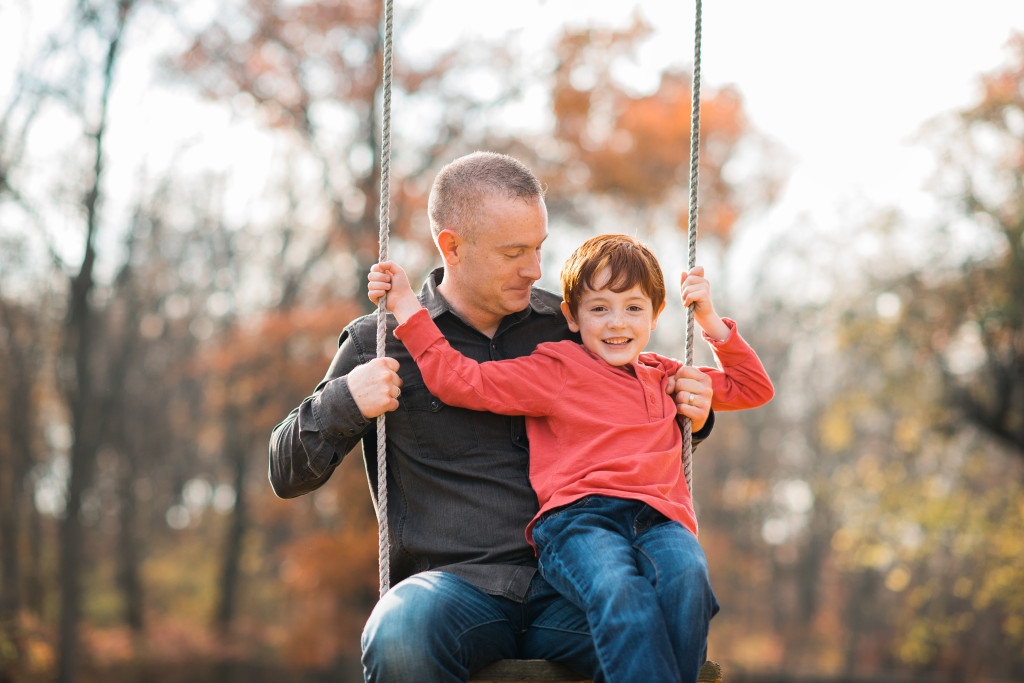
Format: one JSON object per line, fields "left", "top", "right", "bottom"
{"left": 549, "top": 24, "right": 751, "bottom": 243}
{"left": 278, "top": 524, "right": 379, "bottom": 666}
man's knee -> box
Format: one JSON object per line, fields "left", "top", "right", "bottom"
{"left": 361, "top": 581, "right": 440, "bottom": 677}
{"left": 361, "top": 572, "right": 509, "bottom": 682}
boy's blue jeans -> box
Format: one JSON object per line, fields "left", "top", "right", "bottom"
{"left": 361, "top": 570, "right": 601, "bottom": 682}
{"left": 532, "top": 495, "right": 719, "bottom": 683}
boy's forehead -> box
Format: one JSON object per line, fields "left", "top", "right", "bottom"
{"left": 580, "top": 284, "right": 652, "bottom": 301}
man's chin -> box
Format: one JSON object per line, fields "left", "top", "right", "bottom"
{"left": 506, "top": 291, "right": 532, "bottom": 311}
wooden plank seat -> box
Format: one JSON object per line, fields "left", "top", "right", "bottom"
{"left": 469, "top": 658, "right": 723, "bottom": 682}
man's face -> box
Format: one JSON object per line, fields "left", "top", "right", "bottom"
{"left": 453, "top": 195, "right": 548, "bottom": 331}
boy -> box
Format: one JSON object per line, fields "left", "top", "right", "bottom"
{"left": 368, "top": 233, "right": 773, "bottom": 682}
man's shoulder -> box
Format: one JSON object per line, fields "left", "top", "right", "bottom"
{"left": 340, "top": 310, "right": 401, "bottom": 354}
{"left": 529, "top": 286, "right": 563, "bottom": 315}
{"left": 342, "top": 310, "right": 379, "bottom": 337}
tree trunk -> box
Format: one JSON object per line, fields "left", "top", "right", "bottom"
{"left": 0, "top": 305, "right": 23, "bottom": 668}
{"left": 56, "top": 4, "right": 134, "bottom": 680}
{"left": 214, "top": 399, "right": 249, "bottom": 635}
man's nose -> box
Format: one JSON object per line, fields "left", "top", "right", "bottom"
{"left": 521, "top": 251, "right": 541, "bottom": 281}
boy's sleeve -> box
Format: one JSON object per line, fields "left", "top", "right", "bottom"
{"left": 701, "top": 318, "right": 774, "bottom": 411}
{"left": 394, "top": 308, "right": 565, "bottom": 416}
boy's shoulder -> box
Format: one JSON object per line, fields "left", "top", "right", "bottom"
{"left": 638, "top": 351, "right": 682, "bottom": 374}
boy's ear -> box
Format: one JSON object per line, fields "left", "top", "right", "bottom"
{"left": 560, "top": 301, "right": 581, "bottom": 333}
{"left": 436, "top": 229, "right": 461, "bottom": 265}
{"left": 650, "top": 300, "right": 667, "bottom": 330}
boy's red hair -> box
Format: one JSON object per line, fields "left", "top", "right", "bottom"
{"left": 560, "top": 234, "right": 666, "bottom": 318}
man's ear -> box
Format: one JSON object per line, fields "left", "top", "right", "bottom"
{"left": 651, "top": 300, "right": 667, "bottom": 330}
{"left": 560, "top": 301, "right": 581, "bottom": 333}
{"left": 436, "top": 229, "right": 461, "bottom": 266}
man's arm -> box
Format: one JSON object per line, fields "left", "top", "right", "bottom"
{"left": 268, "top": 324, "right": 400, "bottom": 498}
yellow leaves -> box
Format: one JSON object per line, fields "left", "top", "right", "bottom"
{"left": 819, "top": 404, "right": 854, "bottom": 452}
{"left": 893, "top": 416, "right": 924, "bottom": 453}
{"left": 884, "top": 566, "right": 912, "bottom": 592}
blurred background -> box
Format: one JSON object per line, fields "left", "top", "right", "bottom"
{"left": 1, "top": 0, "right": 1023, "bottom": 681}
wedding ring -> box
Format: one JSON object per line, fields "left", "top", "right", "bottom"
{"left": 688, "top": 392, "right": 696, "bottom": 406}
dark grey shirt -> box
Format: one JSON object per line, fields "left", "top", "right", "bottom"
{"left": 269, "top": 268, "right": 713, "bottom": 600}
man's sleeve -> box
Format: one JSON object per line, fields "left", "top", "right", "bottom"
{"left": 692, "top": 408, "right": 714, "bottom": 448}
{"left": 268, "top": 325, "right": 372, "bottom": 498}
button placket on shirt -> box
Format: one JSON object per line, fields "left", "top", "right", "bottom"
{"left": 635, "top": 364, "right": 663, "bottom": 421}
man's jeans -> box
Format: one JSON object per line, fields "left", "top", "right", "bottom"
{"left": 532, "top": 495, "right": 719, "bottom": 683}
{"left": 361, "top": 570, "right": 600, "bottom": 683}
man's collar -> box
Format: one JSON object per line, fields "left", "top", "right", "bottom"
{"left": 419, "top": 267, "right": 562, "bottom": 324}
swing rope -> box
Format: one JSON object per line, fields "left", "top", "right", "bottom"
{"left": 375, "top": 0, "right": 395, "bottom": 597}
{"left": 681, "top": 0, "right": 702, "bottom": 495}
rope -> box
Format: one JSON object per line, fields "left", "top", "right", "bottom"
{"left": 681, "top": 0, "right": 702, "bottom": 494}
{"left": 375, "top": 0, "right": 394, "bottom": 597}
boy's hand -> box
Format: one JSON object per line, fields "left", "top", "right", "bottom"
{"left": 680, "top": 266, "right": 731, "bottom": 342}
{"left": 368, "top": 261, "right": 423, "bottom": 323}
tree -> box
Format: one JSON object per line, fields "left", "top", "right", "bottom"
{"left": 744, "top": 32, "right": 1024, "bottom": 679}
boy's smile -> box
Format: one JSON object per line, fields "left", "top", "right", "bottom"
{"left": 560, "top": 267, "right": 665, "bottom": 367}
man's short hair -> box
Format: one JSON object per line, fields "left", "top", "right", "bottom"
{"left": 560, "top": 233, "right": 666, "bottom": 319}
{"left": 428, "top": 151, "right": 545, "bottom": 241}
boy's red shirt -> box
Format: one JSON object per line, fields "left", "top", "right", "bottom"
{"left": 395, "top": 309, "right": 774, "bottom": 549}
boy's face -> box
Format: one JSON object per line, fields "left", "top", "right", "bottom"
{"left": 560, "top": 267, "right": 665, "bottom": 367}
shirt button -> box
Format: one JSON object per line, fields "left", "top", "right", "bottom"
{"left": 430, "top": 399, "right": 440, "bottom": 410}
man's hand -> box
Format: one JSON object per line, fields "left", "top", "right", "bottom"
{"left": 348, "top": 357, "right": 403, "bottom": 419}
{"left": 667, "top": 365, "right": 712, "bottom": 433}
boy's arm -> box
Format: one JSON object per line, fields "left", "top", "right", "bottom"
{"left": 395, "top": 310, "right": 565, "bottom": 417}
{"left": 678, "top": 265, "right": 773, "bottom": 410}
{"left": 369, "top": 260, "right": 565, "bottom": 414}
{"left": 701, "top": 318, "right": 774, "bottom": 410}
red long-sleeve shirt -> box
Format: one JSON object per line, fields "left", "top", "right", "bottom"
{"left": 395, "top": 309, "right": 773, "bottom": 546}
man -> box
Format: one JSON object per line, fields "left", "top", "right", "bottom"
{"left": 269, "top": 151, "right": 715, "bottom": 682}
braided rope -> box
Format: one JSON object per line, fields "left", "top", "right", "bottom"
{"left": 375, "top": 0, "right": 394, "bottom": 597}
{"left": 681, "top": 0, "right": 702, "bottom": 494}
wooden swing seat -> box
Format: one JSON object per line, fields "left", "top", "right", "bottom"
{"left": 469, "top": 658, "right": 723, "bottom": 682}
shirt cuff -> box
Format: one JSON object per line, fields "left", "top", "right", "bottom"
{"left": 301, "top": 377, "right": 370, "bottom": 475}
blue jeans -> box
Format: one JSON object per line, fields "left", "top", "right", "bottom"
{"left": 361, "top": 570, "right": 601, "bottom": 683}
{"left": 532, "top": 495, "right": 719, "bottom": 683}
